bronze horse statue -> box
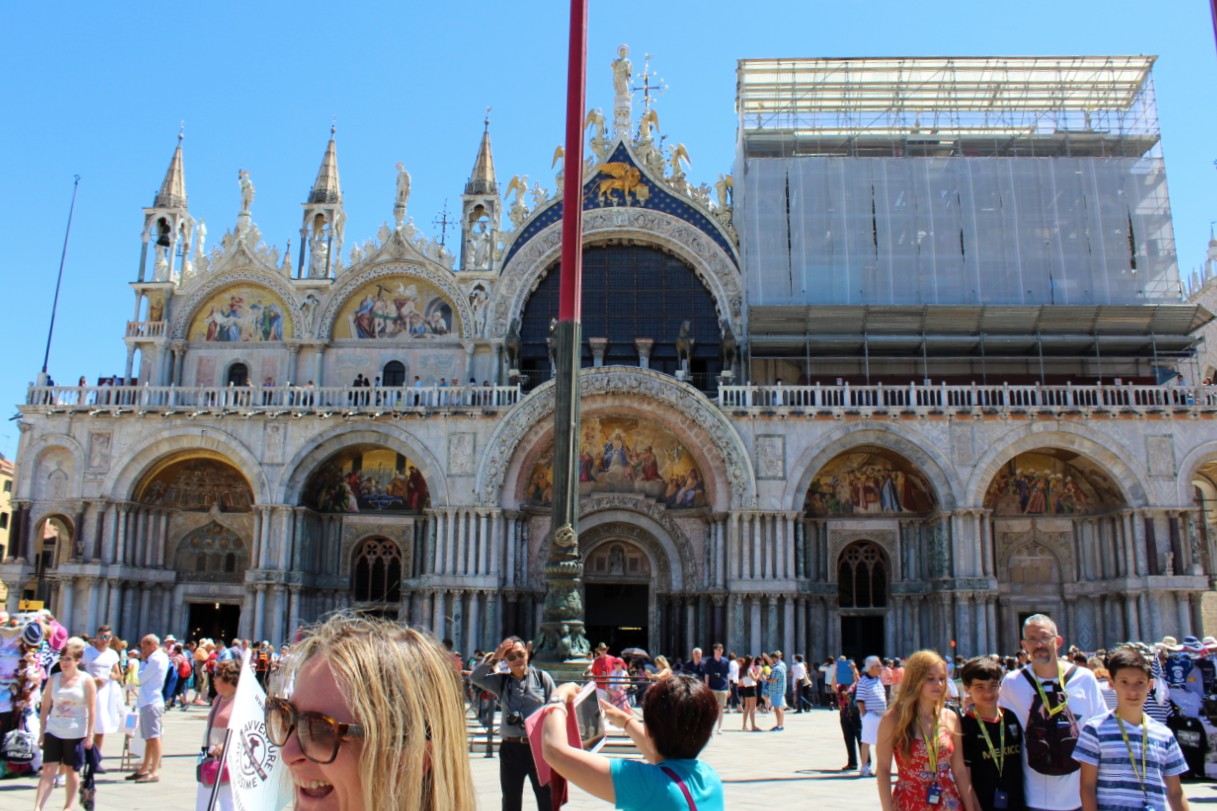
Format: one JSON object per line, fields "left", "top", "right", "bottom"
{"left": 504, "top": 318, "right": 522, "bottom": 371}
{"left": 720, "top": 319, "right": 737, "bottom": 373}
{"left": 675, "top": 320, "right": 695, "bottom": 372}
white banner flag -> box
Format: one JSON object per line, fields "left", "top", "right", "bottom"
{"left": 224, "top": 650, "right": 289, "bottom": 811}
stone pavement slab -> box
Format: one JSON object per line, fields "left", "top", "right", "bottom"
{"left": 0, "top": 705, "right": 1212, "bottom": 809}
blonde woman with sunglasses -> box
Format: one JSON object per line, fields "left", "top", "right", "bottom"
{"left": 267, "top": 613, "right": 474, "bottom": 811}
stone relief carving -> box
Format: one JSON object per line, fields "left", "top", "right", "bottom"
{"left": 475, "top": 368, "right": 754, "bottom": 508}
{"left": 492, "top": 207, "right": 742, "bottom": 340}
{"left": 448, "top": 433, "right": 476, "bottom": 477}
{"left": 87, "top": 432, "right": 111, "bottom": 472}
{"left": 997, "top": 527, "right": 1074, "bottom": 583}
{"left": 755, "top": 434, "right": 785, "bottom": 480}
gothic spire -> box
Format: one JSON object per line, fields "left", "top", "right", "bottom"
{"left": 308, "top": 125, "right": 342, "bottom": 204}
{"left": 154, "top": 130, "right": 187, "bottom": 209}
{"left": 465, "top": 114, "right": 498, "bottom": 196}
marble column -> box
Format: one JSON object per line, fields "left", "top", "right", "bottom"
{"left": 1177, "top": 593, "right": 1192, "bottom": 638}
{"left": 452, "top": 590, "right": 466, "bottom": 653}
{"left": 588, "top": 337, "right": 608, "bottom": 367}
{"left": 486, "top": 592, "right": 501, "bottom": 650}
{"left": 635, "top": 338, "right": 654, "bottom": 369}
{"left": 106, "top": 579, "right": 121, "bottom": 629}
{"left": 432, "top": 590, "right": 446, "bottom": 637}
{"left": 782, "top": 595, "right": 795, "bottom": 659}
{"left": 467, "top": 591, "right": 482, "bottom": 654}
{"left": 750, "top": 596, "right": 762, "bottom": 654}
{"left": 138, "top": 584, "right": 151, "bottom": 635}
{"left": 253, "top": 585, "right": 266, "bottom": 641}
{"left": 766, "top": 595, "right": 779, "bottom": 652}
{"left": 796, "top": 597, "right": 808, "bottom": 660}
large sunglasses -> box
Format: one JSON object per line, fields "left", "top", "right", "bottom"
{"left": 264, "top": 697, "right": 365, "bottom": 764}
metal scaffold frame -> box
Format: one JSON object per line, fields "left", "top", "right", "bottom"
{"left": 737, "top": 56, "right": 1160, "bottom": 159}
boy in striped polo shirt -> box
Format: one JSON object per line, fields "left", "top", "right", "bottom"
{"left": 1072, "top": 647, "right": 1189, "bottom": 811}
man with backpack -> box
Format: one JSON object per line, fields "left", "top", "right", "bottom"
{"left": 999, "top": 613, "right": 1106, "bottom": 811}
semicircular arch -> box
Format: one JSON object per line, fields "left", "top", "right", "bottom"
{"left": 102, "top": 428, "right": 269, "bottom": 505}
{"left": 279, "top": 424, "right": 448, "bottom": 507}
{"left": 965, "top": 425, "right": 1148, "bottom": 509}
{"left": 170, "top": 270, "right": 302, "bottom": 341}
{"left": 784, "top": 425, "right": 959, "bottom": 513}
{"left": 532, "top": 502, "right": 693, "bottom": 592}
{"left": 477, "top": 368, "right": 753, "bottom": 510}
{"left": 1176, "top": 440, "right": 1217, "bottom": 506}
{"left": 316, "top": 261, "right": 474, "bottom": 341}
{"left": 491, "top": 208, "right": 743, "bottom": 340}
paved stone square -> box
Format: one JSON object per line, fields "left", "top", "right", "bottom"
{"left": 0, "top": 704, "right": 1212, "bottom": 809}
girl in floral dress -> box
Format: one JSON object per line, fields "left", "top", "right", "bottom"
{"left": 874, "top": 650, "right": 978, "bottom": 811}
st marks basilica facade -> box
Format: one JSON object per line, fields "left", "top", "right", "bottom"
{"left": 10, "top": 52, "right": 1217, "bottom": 663}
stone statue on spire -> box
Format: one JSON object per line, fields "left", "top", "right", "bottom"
{"left": 239, "top": 170, "right": 255, "bottom": 213}
{"left": 612, "top": 44, "right": 633, "bottom": 138}
{"left": 394, "top": 163, "right": 411, "bottom": 230}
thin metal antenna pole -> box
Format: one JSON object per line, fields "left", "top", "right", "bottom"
{"left": 41, "top": 175, "right": 81, "bottom": 376}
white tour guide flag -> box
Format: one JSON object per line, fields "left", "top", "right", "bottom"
{"left": 224, "top": 650, "right": 289, "bottom": 811}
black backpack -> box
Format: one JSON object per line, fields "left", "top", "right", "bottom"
{"left": 1022, "top": 665, "right": 1080, "bottom": 775}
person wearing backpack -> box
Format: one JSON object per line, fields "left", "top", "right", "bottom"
{"left": 470, "top": 636, "right": 556, "bottom": 811}
{"left": 998, "top": 614, "right": 1105, "bottom": 811}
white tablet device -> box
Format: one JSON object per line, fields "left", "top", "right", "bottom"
{"left": 573, "top": 681, "right": 607, "bottom": 753}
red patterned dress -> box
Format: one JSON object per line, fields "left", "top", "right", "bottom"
{"left": 891, "top": 726, "right": 964, "bottom": 811}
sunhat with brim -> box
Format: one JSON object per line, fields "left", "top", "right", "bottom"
{"left": 1203, "top": 636, "right": 1217, "bottom": 652}
{"left": 1181, "top": 635, "right": 1208, "bottom": 655}
{"left": 22, "top": 622, "right": 43, "bottom": 648}
{"left": 1160, "top": 636, "right": 1181, "bottom": 651}
{"left": 47, "top": 621, "right": 68, "bottom": 651}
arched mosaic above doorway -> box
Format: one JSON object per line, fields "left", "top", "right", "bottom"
{"left": 804, "top": 446, "right": 936, "bottom": 516}
{"left": 522, "top": 414, "right": 707, "bottom": 510}
{"left": 332, "top": 276, "right": 458, "bottom": 340}
{"left": 303, "top": 444, "right": 430, "bottom": 513}
{"left": 134, "top": 455, "right": 253, "bottom": 513}
{"left": 983, "top": 450, "right": 1124, "bottom": 516}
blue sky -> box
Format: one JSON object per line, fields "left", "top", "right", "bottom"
{"left": 3, "top": 1, "right": 1215, "bottom": 459}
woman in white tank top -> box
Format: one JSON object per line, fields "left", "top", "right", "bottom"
{"left": 34, "top": 637, "right": 96, "bottom": 811}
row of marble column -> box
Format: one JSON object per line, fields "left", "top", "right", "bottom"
{"left": 724, "top": 512, "right": 802, "bottom": 582}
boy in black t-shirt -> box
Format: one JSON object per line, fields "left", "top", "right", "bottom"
{"left": 960, "top": 656, "right": 1026, "bottom": 811}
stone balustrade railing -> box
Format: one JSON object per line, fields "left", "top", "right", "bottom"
{"left": 24, "top": 383, "right": 522, "bottom": 413}
{"left": 717, "top": 382, "right": 1217, "bottom": 413}
{"left": 125, "top": 321, "right": 166, "bottom": 338}
{"left": 24, "top": 381, "right": 1217, "bottom": 418}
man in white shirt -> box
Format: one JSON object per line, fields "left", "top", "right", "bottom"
{"left": 998, "top": 613, "right": 1106, "bottom": 811}
{"left": 130, "top": 634, "right": 170, "bottom": 782}
{"left": 790, "top": 656, "right": 808, "bottom": 713}
{"left": 727, "top": 653, "right": 741, "bottom": 713}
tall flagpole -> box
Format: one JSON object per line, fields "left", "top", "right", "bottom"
{"left": 534, "top": 0, "right": 590, "bottom": 667}
{"left": 40, "top": 175, "right": 81, "bottom": 381}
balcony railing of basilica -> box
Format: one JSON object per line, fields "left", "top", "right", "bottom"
{"left": 718, "top": 381, "right": 1217, "bottom": 415}
{"left": 125, "top": 321, "right": 167, "bottom": 338}
{"left": 24, "top": 383, "right": 522, "bottom": 415}
{"left": 24, "top": 380, "right": 1217, "bottom": 418}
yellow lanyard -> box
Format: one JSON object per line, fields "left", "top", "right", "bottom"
{"left": 972, "top": 708, "right": 1006, "bottom": 778}
{"left": 1116, "top": 714, "right": 1149, "bottom": 799}
{"left": 918, "top": 714, "right": 940, "bottom": 774}
{"left": 1032, "top": 663, "right": 1069, "bottom": 717}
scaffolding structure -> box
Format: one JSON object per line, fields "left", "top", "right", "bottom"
{"left": 737, "top": 56, "right": 1160, "bottom": 159}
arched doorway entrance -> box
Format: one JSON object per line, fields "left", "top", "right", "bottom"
{"left": 583, "top": 539, "right": 652, "bottom": 652}
{"left": 837, "top": 540, "right": 889, "bottom": 664}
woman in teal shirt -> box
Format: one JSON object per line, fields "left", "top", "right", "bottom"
{"left": 542, "top": 673, "right": 724, "bottom": 810}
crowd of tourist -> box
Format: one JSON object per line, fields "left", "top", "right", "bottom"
{"left": 5, "top": 606, "right": 1215, "bottom": 810}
